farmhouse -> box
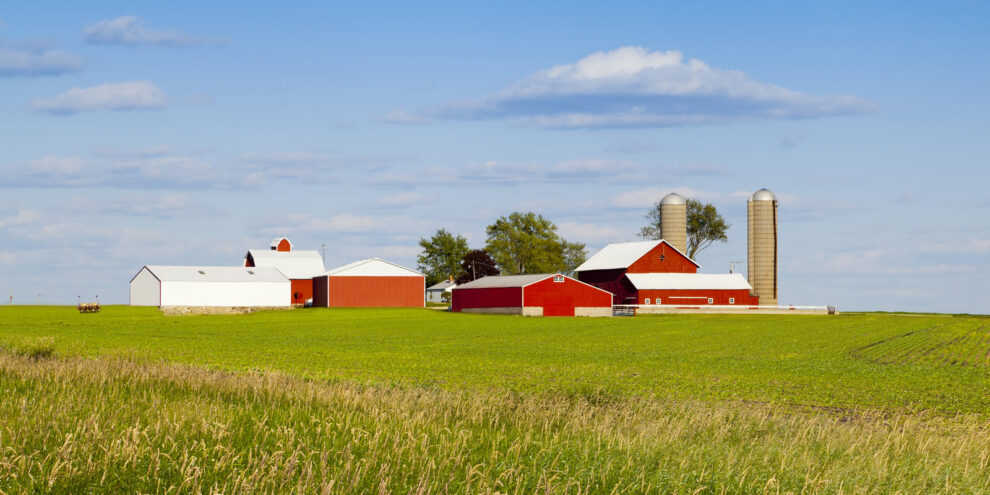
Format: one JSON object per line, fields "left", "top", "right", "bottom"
{"left": 426, "top": 277, "right": 456, "bottom": 303}
{"left": 244, "top": 237, "right": 325, "bottom": 305}
{"left": 130, "top": 266, "right": 290, "bottom": 307}
{"left": 312, "top": 258, "right": 425, "bottom": 308}
{"left": 575, "top": 240, "right": 759, "bottom": 306}
{"left": 451, "top": 274, "right": 612, "bottom": 317}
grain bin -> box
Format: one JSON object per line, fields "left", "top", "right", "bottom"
{"left": 660, "top": 193, "right": 687, "bottom": 254}
{"left": 747, "top": 189, "right": 778, "bottom": 306}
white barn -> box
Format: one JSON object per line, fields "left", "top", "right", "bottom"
{"left": 129, "top": 266, "right": 290, "bottom": 307}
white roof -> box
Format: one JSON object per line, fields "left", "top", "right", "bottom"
{"left": 574, "top": 240, "right": 700, "bottom": 272}
{"left": 321, "top": 258, "right": 423, "bottom": 277}
{"left": 453, "top": 274, "right": 556, "bottom": 289}
{"left": 427, "top": 280, "right": 456, "bottom": 290}
{"left": 143, "top": 266, "right": 289, "bottom": 283}
{"left": 625, "top": 273, "right": 752, "bottom": 291}
{"left": 247, "top": 249, "right": 325, "bottom": 279}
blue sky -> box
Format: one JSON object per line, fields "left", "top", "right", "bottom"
{"left": 1, "top": 1, "right": 988, "bottom": 312}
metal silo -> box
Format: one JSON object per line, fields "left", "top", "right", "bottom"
{"left": 660, "top": 192, "right": 687, "bottom": 253}
{"left": 747, "top": 189, "right": 778, "bottom": 306}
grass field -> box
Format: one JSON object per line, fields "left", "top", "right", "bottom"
{"left": 1, "top": 306, "right": 989, "bottom": 493}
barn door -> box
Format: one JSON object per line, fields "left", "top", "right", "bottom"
{"left": 543, "top": 294, "right": 574, "bottom": 316}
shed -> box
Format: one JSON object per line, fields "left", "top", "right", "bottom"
{"left": 625, "top": 273, "right": 759, "bottom": 306}
{"left": 244, "top": 248, "right": 325, "bottom": 305}
{"left": 451, "top": 274, "right": 612, "bottom": 317}
{"left": 129, "top": 266, "right": 290, "bottom": 307}
{"left": 312, "top": 258, "right": 425, "bottom": 308}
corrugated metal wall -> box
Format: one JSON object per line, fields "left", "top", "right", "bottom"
{"left": 321, "top": 276, "right": 424, "bottom": 307}
{"left": 451, "top": 287, "right": 522, "bottom": 312}
{"left": 523, "top": 278, "right": 612, "bottom": 316}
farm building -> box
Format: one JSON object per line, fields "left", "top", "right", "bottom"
{"left": 244, "top": 238, "right": 325, "bottom": 305}
{"left": 626, "top": 273, "right": 758, "bottom": 306}
{"left": 574, "top": 240, "right": 759, "bottom": 306}
{"left": 312, "top": 258, "right": 425, "bottom": 308}
{"left": 129, "top": 266, "right": 290, "bottom": 307}
{"left": 451, "top": 274, "right": 613, "bottom": 317}
{"left": 426, "top": 277, "right": 456, "bottom": 303}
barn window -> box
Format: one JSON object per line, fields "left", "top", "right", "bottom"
{"left": 659, "top": 255, "right": 665, "bottom": 261}
{"left": 655, "top": 298, "right": 661, "bottom": 305}
{"left": 553, "top": 275, "right": 564, "bottom": 283}
{"left": 644, "top": 298, "right": 651, "bottom": 304}
{"left": 729, "top": 297, "right": 735, "bottom": 304}
{"left": 708, "top": 298, "right": 714, "bottom": 304}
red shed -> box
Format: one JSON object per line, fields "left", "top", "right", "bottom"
{"left": 313, "top": 258, "right": 424, "bottom": 308}
{"left": 625, "top": 273, "right": 759, "bottom": 306}
{"left": 451, "top": 274, "right": 613, "bottom": 317}
{"left": 575, "top": 240, "right": 700, "bottom": 304}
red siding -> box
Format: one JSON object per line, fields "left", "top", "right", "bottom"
{"left": 276, "top": 239, "right": 291, "bottom": 252}
{"left": 290, "top": 279, "right": 313, "bottom": 305}
{"left": 316, "top": 276, "right": 424, "bottom": 307}
{"left": 637, "top": 289, "right": 758, "bottom": 306}
{"left": 627, "top": 242, "right": 698, "bottom": 274}
{"left": 451, "top": 287, "right": 522, "bottom": 312}
{"left": 523, "top": 277, "right": 612, "bottom": 316}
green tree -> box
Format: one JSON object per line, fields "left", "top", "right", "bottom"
{"left": 639, "top": 198, "right": 729, "bottom": 259}
{"left": 484, "top": 212, "right": 587, "bottom": 275}
{"left": 417, "top": 229, "right": 470, "bottom": 286}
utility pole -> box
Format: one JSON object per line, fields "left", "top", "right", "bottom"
{"left": 729, "top": 261, "right": 745, "bottom": 274}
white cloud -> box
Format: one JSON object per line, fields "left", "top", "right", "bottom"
{"left": 31, "top": 81, "right": 167, "bottom": 114}
{"left": 0, "top": 209, "right": 41, "bottom": 229}
{"left": 0, "top": 37, "right": 83, "bottom": 76}
{"left": 398, "top": 46, "right": 875, "bottom": 129}
{"left": 557, "top": 221, "right": 623, "bottom": 243}
{"left": 611, "top": 186, "right": 726, "bottom": 208}
{"left": 379, "top": 192, "right": 425, "bottom": 207}
{"left": 379, "top": 109, "right": 432, "bottom": 125}
{"left": 83, "top": 16, "right": 224, "bottom": 46}
{"left": 30, "top": 155, "right": 84, "bottom": 174}
{"left": 920, "top": 238, "right": 990, "bottom": 255}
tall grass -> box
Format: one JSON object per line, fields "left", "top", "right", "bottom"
{"left": 2, "top": 350, "right": 988, "bottom": 494}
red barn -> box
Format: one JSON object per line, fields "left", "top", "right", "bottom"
{"left": 244, "top": 237, "right": 325, "bottom": 306}
{"left": 312, "top": 258, "right": 424, "bottom": 308}
{"left": 451, "top": 274, "right": 613, "bottom": 317}
{"left": 575, "top": 240, "right": 699, "bottom": 304}
{"left": 575, "top": 240, "right": 759, "bottom": 307}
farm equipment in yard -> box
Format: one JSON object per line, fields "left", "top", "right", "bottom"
{"left": 78, "top": 296, "right": 100, "bottom": 313}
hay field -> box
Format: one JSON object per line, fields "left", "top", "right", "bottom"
{"left": 1, "top": 306, "right": 988, "bottom": 493}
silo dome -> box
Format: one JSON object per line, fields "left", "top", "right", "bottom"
{"left": 749, "top": 188, "right": 777, "bottom": 202}
{"left": 660, "top": 192, "right": 686, "bottom": 205}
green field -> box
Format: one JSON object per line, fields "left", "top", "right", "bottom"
{"left": 1, "top": 306, "right": 989, "bottom": 493}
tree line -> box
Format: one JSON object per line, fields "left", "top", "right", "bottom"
{"left": 418, "top": 198, "right": 729, "bottom": 287}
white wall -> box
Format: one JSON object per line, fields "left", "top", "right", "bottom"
{"left": 160, "top": 281, "right": 290, "bottom": 307}
{"left": 129, "top": 268, "right": 161, "bottom": 306}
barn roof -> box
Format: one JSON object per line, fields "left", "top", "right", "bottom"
{"left": 574, "top": 240, "right": 700, "bottom": 272}
{"left": 246, "top": 249, "right": 325, "bottom": 279}
{"left": 625, "top": 273, "right": 752, "bottom": 291}
{"left": 143, "top": 266, "right": 289, "bottom": 283}
{"left": 453, "top": 274, "right": 556, "bottom": 289}
{"left": 321, "top": 258, "right": 423, "bottom": 277}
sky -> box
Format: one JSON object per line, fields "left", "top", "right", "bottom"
{"left": 1, "top": 1, "right": 988, "bottom": 313}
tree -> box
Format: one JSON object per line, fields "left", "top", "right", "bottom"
{"left": 455, "top": 249, "right": 500, "bottom": 285}
{"left": 417, "top": 229, "right": 469, "bottom": 286}
{"left": 639, "top": 198, "right": 729, "bottom": 259}
{"left": 484, "top": 211, "right": 587, "bottom": 275}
